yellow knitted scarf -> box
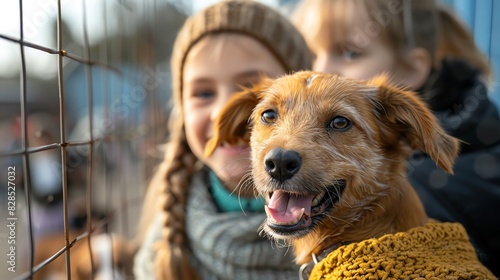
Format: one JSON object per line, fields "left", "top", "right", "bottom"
{"left": 310, "top": 222, "right": 496, "bottom": 279}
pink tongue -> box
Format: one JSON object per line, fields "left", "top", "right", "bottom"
{"left": 267, "top": 190, "right": 314, "bottom": 223}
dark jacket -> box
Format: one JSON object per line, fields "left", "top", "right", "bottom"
{"left": 409, "top": 59, "right": 500, "bottom": 277}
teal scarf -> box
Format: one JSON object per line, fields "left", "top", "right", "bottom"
{"left": 209, "top": 171, "right": 265, "bottom": 213}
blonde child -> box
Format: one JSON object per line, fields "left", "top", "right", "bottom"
{"left": 134, "top": 1, "right": 312, "bottom": 279}
{"left": 292, "top": 0, "right": 500, "bottom": 276}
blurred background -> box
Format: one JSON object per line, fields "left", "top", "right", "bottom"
{"left": 0, "top": 0, "right": 498, "bottom": 279}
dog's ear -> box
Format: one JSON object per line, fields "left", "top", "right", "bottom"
{"left": 367, "top": 75, "right": 460, "bottom": 174}
{"left": 204, "top": 81, "right": 268, "bottom": 157}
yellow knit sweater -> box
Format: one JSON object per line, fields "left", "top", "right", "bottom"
{"left": 310, "top": 222, "right": 496, "bottom": 279}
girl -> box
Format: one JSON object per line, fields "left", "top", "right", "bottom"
{"left": 134, "top": 1, "right": 312, "bottom": 279}
{"left": 292, "top": 0, "right": 500, "bottom": 276}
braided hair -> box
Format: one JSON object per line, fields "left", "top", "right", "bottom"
{"left": 153, "top": 114, "right": 198, "bottom": 279}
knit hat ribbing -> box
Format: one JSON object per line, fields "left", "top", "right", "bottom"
{"left": 170, "top": 0, "right": 312, "bottom": 105}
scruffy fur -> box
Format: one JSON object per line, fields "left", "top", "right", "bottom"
{"left": 205, "top": 71, "right": 460, "bottom": 264}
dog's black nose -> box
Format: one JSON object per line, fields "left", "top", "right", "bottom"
{"left": 264, "top": 148, "right": 302, "bottom": 182}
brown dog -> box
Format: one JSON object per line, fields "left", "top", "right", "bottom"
{"left": 206, "top": 71, "right": 495, "bottom": 279}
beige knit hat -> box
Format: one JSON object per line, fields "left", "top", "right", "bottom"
{"left": 170, "top": 0, "right": 312, "bottom": 105}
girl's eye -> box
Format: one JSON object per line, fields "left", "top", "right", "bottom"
{"left": 342, "top": 50, "right": 361, "bottom": 61}
{"left": 193, "top": 90, "right": 215, "bottom": 99}
{"left": 328, "top": 116, "right": 351, "bottom": 130}
{"left": 261, "top": 110, "right": 277, "bottom": 124}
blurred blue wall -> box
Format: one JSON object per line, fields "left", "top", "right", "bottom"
{"left": 441, "top": 0, "right": 500, "bottom": 108}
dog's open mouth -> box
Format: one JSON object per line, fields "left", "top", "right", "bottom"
{"left": 264, "top": 180, "right": 346, "bottom": 237}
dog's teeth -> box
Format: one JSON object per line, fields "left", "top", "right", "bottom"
{"left": 268, "top": 216, "right": 278, "bottom": 224}
{"left": 264, "top": 205, "right": 271, "bottom": 217}
{"left": 290, "top": 208, "right": 305, "bottom": 225}
{"left": 297, "top": 208, "right": 305, "bottom": 220}
{"left": 286, "top": 210, "right": 304, "bottom": 225}
{"left": 312, "top": 197, "right": 319, "bottom": 206}
{"left": 312, "top": 190, "right": 326, "bottom": 206}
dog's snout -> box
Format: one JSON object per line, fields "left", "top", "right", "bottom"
{"left": 264, "top": 148, "right": 301, "bottom": 182}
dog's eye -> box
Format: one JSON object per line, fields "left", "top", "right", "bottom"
{"left": 328, "top": 116, "right": 351, "bottom": 130}
{"left": 261, "top": 110, "right": 277, "bottom": 124}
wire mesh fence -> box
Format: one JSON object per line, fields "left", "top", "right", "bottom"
{"left": 0, "top": 0, "right": 187, "bottom": 279}
{"left": 1, "top": 0, "right": 498, "bottom": 279}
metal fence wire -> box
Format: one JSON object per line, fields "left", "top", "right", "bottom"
{"left": 1, "top": 0, "right": 499, "bottom": 280}
{"left": 0, "top": 0, "right": 187, "bottom": 279}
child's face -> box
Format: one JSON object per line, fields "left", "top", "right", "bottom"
{"left": 301, "top": 3, "right": 406, "bottom": 84}
{"left": 182, "top": 34, "right": 285, "bottom": 193}
{"left": 310, "top": 35, "right": 398, "bottom": 82}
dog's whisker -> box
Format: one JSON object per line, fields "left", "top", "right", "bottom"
{"left": 208, "top": 156, "right": 264, "bottom": 214}
{"left": 235, "top": 173, "right": 260, "bottom": 214}
{"left": 322, "top": 213, "right": 355, "bottom": 231}
{"left": 283, "top": 244, "right": 292, "bottom": 256}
